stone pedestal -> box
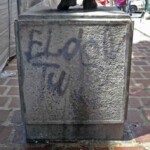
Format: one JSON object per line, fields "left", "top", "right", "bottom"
{"left": 15, "top": 3, "right": 133, "bottom": 142}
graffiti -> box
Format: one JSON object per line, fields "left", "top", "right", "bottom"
{"left": 47, "top": 71, "right": 69, "bottom": 96}
{"left": 25, "top": 28, "right": 83, "bottom": 96}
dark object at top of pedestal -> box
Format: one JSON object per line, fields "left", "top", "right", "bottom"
{"left": 57, "top": 0, "right": 97, "bottom": 10}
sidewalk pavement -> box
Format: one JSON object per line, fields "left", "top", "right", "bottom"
{"left": 133, "top": 18, "right": 150, "bottom": 41}
{"left": 0, "top": 18, "right": 150, "bottom": 150}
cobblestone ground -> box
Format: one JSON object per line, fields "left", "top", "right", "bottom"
{"left": 0, "top": 19, "right": 150, "bottom": 150}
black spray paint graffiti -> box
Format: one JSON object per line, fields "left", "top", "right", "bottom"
{"left": 24, "top": 27, "right": 113, "bottom": 97}
{"left": 25, "top": 28, "right": 83, "bottom": 96}
{"left": 25, "top": 27, "right": 117, "bottom": 96}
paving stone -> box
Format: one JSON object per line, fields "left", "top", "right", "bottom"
{"left": 0, "top": 78, "right": 7, "bottom": 85}
{"left": 134, "top": 79, "right": 150, "bottom": 87}
{"left": 129, "top": 89, "right": 150, "bottom": 97}
{"left": 128, "top": 97, "right": 142, "bottom": 109}
{"left": 11, "top": 110, "right": 22, "bottom": 124}
{"left": 127, "top": 110, "right": 143, "bottom": 123}
{"left": 9, "top": 97, "right": 20, "bottom": 108}
{"left": 0, "top": 97, "right": 9, "bottom": 107}
{"left": 0, "top": 86, "right": 7, "bottom": 95}
{"left": 132, "top": 66, "right": 142, "bottom": 72}
{"left": 0, "top": 126, "right": 12, "bottom": 144}
{"left": 137, "top": 46, "right": 148, "bottom": 50}
{"left": 0, "top": 110, "right": 11, "bottom": 123}
{"left": 141, "top": 66, "right": 150, "bottom": 72}
{"left": 129, "top": 84, "right": 144, "bottom": 94}
{"left": 131, "top": 125, "right": 150, "bottom": 143}
{"left": 4, "top": 65, "right": 18, "bottom": 71}
{"left": 142, "top": 72, "right": 150, "bottom": 78}
{"left": 9, "top": 57, "right": 17, "bottom": 65}
{"left": 133, "top": 61, "right": 148, "bottom": 66}
{"left": 145, "top": 58, "right": 150, "bottom": 63}
{"left": 141, "top": 98, "right": 150, "bottom": 108}
{"left": 130, "top": 72, "right": 142, "bottom": 78}
{"left": 143, "top": 110, "right": 150, "bottom": 122}
{"left": 141, "top": 41, "right": 150, "bottom": 46}
{"left": 132, "top": 52, "right": 145, "bottom": 58}
{"left": 13, "top": 125, "right": 26, "bottom": 144}
{"left": 129, "top": 79, "right": 135, "bottom": 86}
{"left": 7, "top": 87, "right": 19, "bottom": 96}
{"left": 6, "top": 78, "right": 19, "bottom": 86}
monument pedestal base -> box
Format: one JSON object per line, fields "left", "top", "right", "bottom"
{"left": 26, "top": 124, "right": 124, "bottom": 142}
{"left": 15, "top": 3, "right": 133, "bottom": 141}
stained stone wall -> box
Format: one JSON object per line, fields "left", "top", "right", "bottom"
{"left": 15, "top": 4, "right": 133, "bottom": 141}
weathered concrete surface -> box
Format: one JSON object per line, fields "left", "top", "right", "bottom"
{"left": 15, "top": 4, "right": 133, "bottom": 141}
{"left": 26, "top": 124, "right": 124, "bottom": 142}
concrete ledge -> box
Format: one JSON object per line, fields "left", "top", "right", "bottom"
{"left": 26, "top": 124, "right": 124, "bottom": 142}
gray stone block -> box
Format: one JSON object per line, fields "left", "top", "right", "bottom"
{"left": 26, "top": 124, "right": 124, "bottom": 142}
{"left": 15, "top": 4, "right": 133, "bottom": 141}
